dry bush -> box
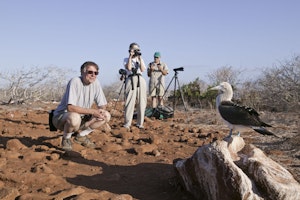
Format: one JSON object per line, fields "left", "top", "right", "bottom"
{"left": 0, "top": 66, "right": 74, "bottom": 104}
{"left": 207, "top": 65, "right": 243, "bottom": 87}
{"left": 256, "top": 55, "right": 300, "bottom": 112}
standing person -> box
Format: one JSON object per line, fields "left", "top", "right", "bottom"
{"left": 147, "top": 52, "right": 168, "bottom": 108}
{"left": 52, "top": 61, "right": 111, "bottom": 151}
{"left": 123, "top": 42, "right": 147, "bottom": 129}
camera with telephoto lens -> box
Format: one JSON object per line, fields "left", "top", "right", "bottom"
{"left": 119, "top": 68, "right": 127, "bottom": 81}
{"left": 173, "top": 67, "right": 184, "bottom": 72}
{"left": 119, "top": 68, "right": 127, "bottom": 75}
{"left": 134, "top": 49, "right": 142, "bottom": 56}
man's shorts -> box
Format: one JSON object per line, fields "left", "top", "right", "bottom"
{"left": 149, "top": 84, "right": 165, "bottom": 97}
{"left": 52, "top": 112, "right": 92, "bottom": 131}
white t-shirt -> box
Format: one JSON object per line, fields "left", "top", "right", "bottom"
{"left": 123, "top": 57, "right": 145, "bottom": 76}
{"left": 54, "top": 77, "right": 107, "bottom": 116}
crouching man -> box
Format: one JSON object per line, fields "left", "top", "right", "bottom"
{"left": 52, "top": 61, "right": 111, "bottom": 151}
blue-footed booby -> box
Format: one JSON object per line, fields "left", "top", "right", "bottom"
{"left": 210, "top": 82, "right": 275, "bottom": 137}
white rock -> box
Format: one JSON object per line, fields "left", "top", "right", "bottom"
{"left": 174, "top": 136, "right": 300, "bottom": 200}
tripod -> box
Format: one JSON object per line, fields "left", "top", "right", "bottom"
{"left": 112, "top": 76, "right": 126, "bottom": 117}
{"left": 162, "top": 67, "right": 188, "bottom": 112}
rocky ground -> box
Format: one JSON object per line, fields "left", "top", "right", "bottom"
{"left": 0, "top": 101, "right": 299, "bottom": 200}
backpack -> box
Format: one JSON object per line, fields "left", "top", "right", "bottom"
{"left": 145, "top": 105, "right": 174, "bottom": 119}
{"left": 48, "top": 110, "right": 57, "bottom": 131}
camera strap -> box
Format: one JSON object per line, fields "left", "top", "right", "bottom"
{"left": 128, "top": 73, "right": 141, "bottom": 90}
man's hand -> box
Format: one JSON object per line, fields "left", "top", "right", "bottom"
{"left": 92, "top": 109, "right": 107, "bottom": 121}
{"left": 157, "top": 64, "right": 163, "bottom": 71}
{"left": 150, "top": 63, "right": 156, "bottom": 71}
{"left": 129, "top": 49, "right": 135, "bottom": 58}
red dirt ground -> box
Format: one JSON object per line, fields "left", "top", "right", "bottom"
{"left": 0, "top": 101, "right": 299, "bottom": 199}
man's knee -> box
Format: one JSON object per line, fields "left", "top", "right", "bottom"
{"left": 89, "top": 110, "right": 110, "bottom": 130}
{"left": 66, "top": 112, "right": 81, "bottom": 127}
{"left": 104, "top": 110, "right": 111, "bottom": 122}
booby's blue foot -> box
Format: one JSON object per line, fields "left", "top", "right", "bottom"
{"left": 237, "top": 132, "right": 241, "bottom": 137}
{"left": 225, "top": 129, "right": 233, "bottom": 138}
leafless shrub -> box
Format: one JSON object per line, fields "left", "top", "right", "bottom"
{"left": 256, "top": 55, "right": 300, "bottom": 112}
{"left": 238, "top": 81, "right": 262, "bottom": 109}
{"left": 102, "top": 81, "right": 126, "bottom": 102}
{"left": 207, "top": 65, "right": 243, "bottom": 87}
{"left": 0, "top": 66, "right": 73, "bottom": 104}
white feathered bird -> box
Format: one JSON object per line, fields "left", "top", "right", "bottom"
{"left": 210, "top": 82, "right": 275, "bottom": 137}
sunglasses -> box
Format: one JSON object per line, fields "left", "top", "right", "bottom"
{"left": 87, "top": 70, "right": 99, "bottom": 75}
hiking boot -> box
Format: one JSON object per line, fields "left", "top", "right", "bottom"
{"left": 74, "top": 135, "right": 96, "bottom": 149}
{"left": 61, "top": 138, "right": 72, "bottom": 151}
{"left": 136, "top": 124, "right": 144, "bottom": 129}
{"left": 138, "top": 126, "right": 144, "bottom": 130}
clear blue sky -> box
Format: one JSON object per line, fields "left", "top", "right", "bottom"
{"left": 1, "top": 0, "right": 300, "bottom": 86}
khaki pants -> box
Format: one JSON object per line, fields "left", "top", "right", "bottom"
{"left": 124, "top": 75, "right": 147, "bottom": 127}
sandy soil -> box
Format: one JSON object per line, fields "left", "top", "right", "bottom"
{"left": 0, "top": 101, "right": 299, "bottom": 200}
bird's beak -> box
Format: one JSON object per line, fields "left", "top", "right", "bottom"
{"left": 210, "top": 85, "right": 221, "bottom": 91}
